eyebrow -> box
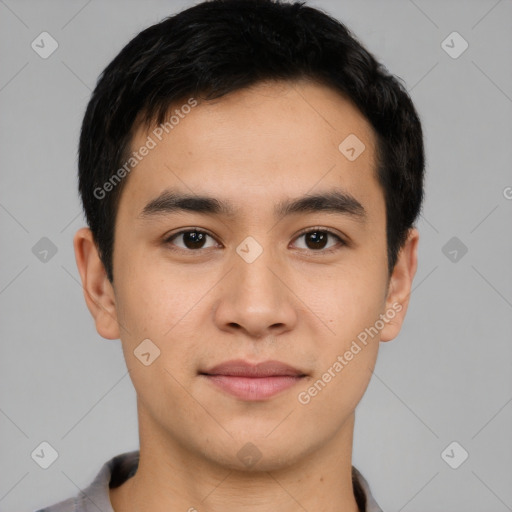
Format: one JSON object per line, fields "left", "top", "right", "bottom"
{"left": 139, "top": 188, "right": 366, "bottom": 222}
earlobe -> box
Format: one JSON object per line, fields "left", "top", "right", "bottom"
{"left": 380, "top": 228, "right": 419, "bottom": 342}
{"left": 73, "top": 227, "right": 120, "bottom": 340}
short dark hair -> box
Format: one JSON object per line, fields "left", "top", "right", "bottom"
{"left": 78, "top": 0, "right": 425, "bottom": 283}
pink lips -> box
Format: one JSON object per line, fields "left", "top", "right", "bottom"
{"left": 200, "top": 359, "right": 306, "bottom": 401}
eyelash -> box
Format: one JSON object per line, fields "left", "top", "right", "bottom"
{"left": 163, "top": 227, "right": 346, "bottom": 254}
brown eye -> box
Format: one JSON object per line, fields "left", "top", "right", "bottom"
{"left": 165, "top": 230, "right": 218, "bottom": 251}
{"left": 304, "top": 231, "right": 328, "bottom": 250}
{"left": 292, "top": 229, "right": 344, "bottom": 252}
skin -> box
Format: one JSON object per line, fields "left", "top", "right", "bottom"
{"left": 74, "top": 79, "right": 418, "bottom": 512}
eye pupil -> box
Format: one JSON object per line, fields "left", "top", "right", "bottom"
{"left": 184, "top": 231, "right": 206, "bottom": 249}
{"left": 305, "top": 231, "right": 328, "bottom": 250}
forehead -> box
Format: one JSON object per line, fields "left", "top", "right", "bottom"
{"left": 118, "top": 79, "right": 380, "bottom": 219}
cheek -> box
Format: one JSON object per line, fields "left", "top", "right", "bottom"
{"left": 296, "top": 270, "right": 384, "bottom": 416}
{"left": 113, "top": 264, "right": 206, "bottom": 406}
{"left": 113, "top": 259, "right": 218, "bottom": 372}
{"left": 114, "top": 255, "right": 192, "bottom": 334}
{"left": 296, "top": 343, "right": 378, "bottom": 437}
{"left": 305, "top": 261, "right": 387, "bottom": 340}
{"left": 297, "top": 262, "right": 385, "bottom": 403}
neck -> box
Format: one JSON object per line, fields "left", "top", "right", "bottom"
{"left": 110, "top": 404, "right": 360, "bottom": 512}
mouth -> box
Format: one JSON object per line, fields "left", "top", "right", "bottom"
{"left": 199, "top": 359, "right": 307, "bottom": 401}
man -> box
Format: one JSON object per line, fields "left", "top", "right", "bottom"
{"left": 36, "top": 0, "right": 424, "bottom": 510}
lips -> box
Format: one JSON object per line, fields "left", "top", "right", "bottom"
{"left": 200, "top": 359, "right": 307, "bottom": 400}
{"left": 202, "top": 359, "right": 306, "bottom": 378}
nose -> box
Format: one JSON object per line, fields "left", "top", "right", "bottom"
{"left": 212, "top": 245, "right": 298, "bottom": 339}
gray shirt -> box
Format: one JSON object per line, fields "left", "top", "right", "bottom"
{"left": 34, "top": 450, "right": 383, "bottom": 512}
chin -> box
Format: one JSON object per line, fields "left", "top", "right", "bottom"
{"left": 196, "top": 431, "right": 315, "bottom": 473}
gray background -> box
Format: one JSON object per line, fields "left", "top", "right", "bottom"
{"left": 1, "top": 0, "right": 511, "bottom": 511}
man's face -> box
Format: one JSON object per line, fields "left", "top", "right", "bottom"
{"left": 96, "top": 80, "right": 408, "bottom": 470}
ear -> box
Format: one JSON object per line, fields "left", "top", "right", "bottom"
{"left": 380, "top": 228, "right": 419, "bottom": 342}
{"left": 73, "top": 227, "right": 120, "bottom": 340}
